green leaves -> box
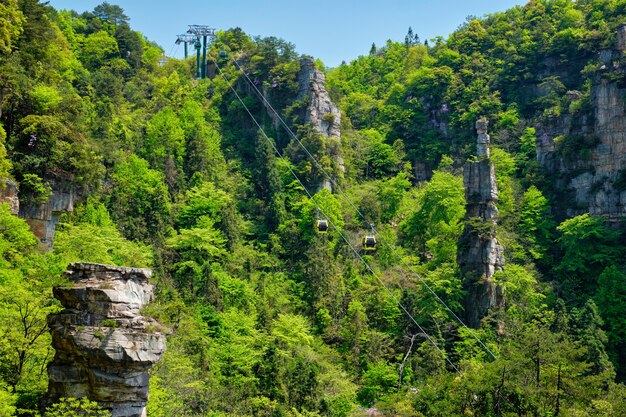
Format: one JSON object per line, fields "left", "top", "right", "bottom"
{"left": 0, "top": 0, "right": 24, "bottom": 54}
{"left": 519, "top": 185, "right": 554, "bottom": 260}
{"left": 556, "top": 213, "right": 624, "bottom": 298}
{"left": 400, "top": 170, "right": 465, "bottom": 264}
{"left": 109, "top": 154, "right": 171, "bottom": 243}
{"left": 44, "top": 397, "right": 110, "bottom": 417}
{"left": 54, "top": 202, "right": 152, "bottom": 267}
{"left": 0, "top": 203, "right": 37, "bottom": 267}
{"left": 80, "top": 30, "right": 120, "bottom": 70}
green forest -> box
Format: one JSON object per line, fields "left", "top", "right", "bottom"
{"left": 1, "top": 0, "right": 626, "bottom": 415}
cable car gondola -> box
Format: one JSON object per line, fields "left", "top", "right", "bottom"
{"left": 218, "top": 50, "right": 228, "bottom": 59}
{"left": 363, "top": 235, "right": 377, "bottom": 251}
{"left": 316, "top": 219, "right": 329, "bottom": 234}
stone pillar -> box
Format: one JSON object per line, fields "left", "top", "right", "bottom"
{"left": 457, "top": 120, "right": 505, "bottom": 328}
{"left": 476, "top": 118, "right": 490, "bottom": 157}
{"left": 297, "top": 57, "right": 343, "bottom": 192}
{"left": 47, "top": 263, "right": 166, "bottom": 417}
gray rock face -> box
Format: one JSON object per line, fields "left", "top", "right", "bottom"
{"left": 536, "top": 31, "right": 626, "bottom": 219}
{"left": 298, "top": 57, "right": 341, "bottom": 140}
{"left": 19, "top": 180, "right": 77, "bottom": 249}
{"left": 48, "top": 263, "right": 165, "bottom": 417}
{"left": 297, "top": 57, "right": 343, "bottom": 191}
{"left": 458, "top": 121, "right": 505, "bottom": 328}
{"left": 0, "top": 178, "right": 19, "bottom": 214}
{"left": 476, "top": 118, "right": 491, "bottom": 157}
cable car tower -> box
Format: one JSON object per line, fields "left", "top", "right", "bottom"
{"left": 187, "top": 25, "right": 216, "bottom": 79}
{"left": 175, "top": 34, "right": 197, "bottom": 59}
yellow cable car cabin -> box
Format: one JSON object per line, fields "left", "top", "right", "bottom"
{"left": 363, "top": 235, "right": 377, "bottom": 251}
{"left": 316, "top": 219, "right": 329, "bottom": 233}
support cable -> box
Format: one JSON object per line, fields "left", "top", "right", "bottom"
{"left": 228, "top": 57, "right": 497, "bottom": 361}
{"left": 214, "top": 60, "right": 462, "bottom": 375}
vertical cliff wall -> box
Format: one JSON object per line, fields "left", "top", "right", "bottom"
{"left": 536, "top": 29, "right": 626, "bottom": 219}
{"left": 47, "top": 263, "right": 165, "bottom": 417}
{"left": 19, "top": 180, "right": 77, "bottom": 250}
{"left": 457, "top": 119, "right": 505, "bottom": 328}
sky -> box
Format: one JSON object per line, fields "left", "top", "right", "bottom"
{"left": 47, "top": 0, "right": 528, "bottom": 68}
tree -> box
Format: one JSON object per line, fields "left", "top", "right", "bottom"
{"left": 405, "top": 26, "right": 420, "bottom": 48}
{"left": 0, "top": 383, "right": 16, "bottom": 417}
{"left": 595, "top": 265, "right": 626, "bottom": 376}
{"left": 54, "top": 202, "right": 152, "bottom": 268}
{"left": 0, "top": 125, "right": 11, "bottom": 179}
{"left": 369, "top": 43, "right": 377, "bottom": 56}
{"left": 44, "top": 397, "right": 110, "bottom": 416}
{"left": 572, "top": 299, "right": 613, "bottom": 376}
{"left": 114, "top": 23, "right": 143, "bottom": 69}
{"left": 80, "top": 30, "right": 120, "bottom": 70}
{"left": 357, "top": 361, "right": 398, "bottom": 406}
{"left": 0, "top": 0, "right": 24, "bottom": 54}
{"left": 93, "top": 2, "right": 129, "bottom": 26}
{"left": 377, "top": 171, "right": 411, "bottom": 223}
{"left": 400, "top": 170, "right": 465, "bottom": 263}
{"left": 108, "top": 154, "right": 171, "bottom": 243}
{"left": 179, "top": 100, "right": 226, "bottom": 182}
{"left": 556, "top": 213, "right": 624, "bottom": 299}
{"left": 166, "top": 216, "right": 227, "bottom": 297}
{"left": 0, "top": 205, "right": 60, "bottom": 399}
{"left": 519, "top": 185, "right": 555, "bottom": 260}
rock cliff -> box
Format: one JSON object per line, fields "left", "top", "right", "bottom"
{"left": 458, "top": 119, "right": 505, "bottom": 328}
{"left": 297, "top": 57, "right": 341, "bottom": 140}
{"left": 19, "top": 180, "right": 77, "bottom": 249}
{"left": 536, "top": 30, "right": 626, "bottom": 219}
{"left": 0, "top": 178, "right": 18, "bottom": 214}
{"left": 47, "top": 263, "right": 165, "bottom": 417}
{"left": 297, "top": 57, "right": 343, "bottom": 190}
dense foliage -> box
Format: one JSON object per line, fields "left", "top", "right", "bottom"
{"left": 1, "top": 0, "right": 626, "bottom": 416}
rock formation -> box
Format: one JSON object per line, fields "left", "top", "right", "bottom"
{"left": 48, "top": 263, "right": 165, "bottom": 417}
{"left": 19, "top": 180, "right": 77, "bottom": 249}
{"left": 536, "top": 28, "right": 626, "bottom": 219}
{"left": 457, "top": 119, "right": 505, "bottom": 328}
{"left": 297, "top": 57, "right": 343, "bottom": 190}
{"left": 0, "top": 178, "right": 19, "bottom": 215}
{"left": 297, "top": 57, "right": 341, "bottom": 140}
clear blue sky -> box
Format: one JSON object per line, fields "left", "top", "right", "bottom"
{"left": 47, "top": 0, "right": 527, "bottom": 67}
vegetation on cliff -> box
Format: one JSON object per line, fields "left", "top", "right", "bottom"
{"left": 1, "top": 0, "right": 626, "bottom": 416}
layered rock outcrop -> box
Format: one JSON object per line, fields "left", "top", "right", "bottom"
{"left": 536, "top": 28, "right": 626, "bottom": 219}
{"left": 458, "top": 119, "right": 505, "bottom": 328}
{"left": 297, "top": 57, "right": 341, "bottom": 140}
{"left": 0, "top": 178, "right": 18, "bottom": 214}
{"left": 19, "top": 180, "right": 78, "bottom": 249}
{"left": 297, "top": 57, "right": 343, "bottom": 190}
{"left": 48, "top": 263, "right": 165, "bottom": 417}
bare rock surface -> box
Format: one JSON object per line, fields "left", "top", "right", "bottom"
{"left": 297, "top": 57, "right": 343, "bottom": 191}
{"left": 19, "top": 180, "right": 77, "bottom": 249}
{"left": 298, "top": 57, "right": 341, "bottom": 140}
{"left": 48, "top": 263, "right": 165, "bottom": 417}
{"left": 536, "top": 30, "right": 626, "bottom": 219}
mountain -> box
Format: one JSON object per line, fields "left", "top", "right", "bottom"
{"left": 1, "top": 0, "right": 626, "bottom": 416}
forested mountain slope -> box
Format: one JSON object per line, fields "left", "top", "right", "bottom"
{"left": 1, "top": 0, "right": 626, "bottom": 416}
